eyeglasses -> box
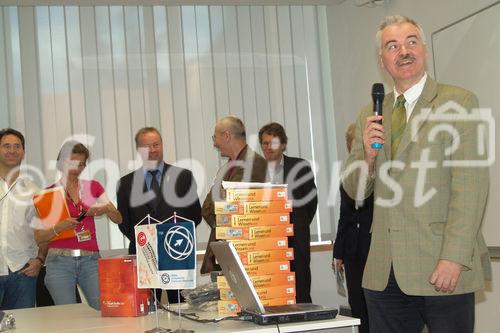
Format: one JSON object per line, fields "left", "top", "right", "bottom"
{"left": 138, "top": 142, "right": 162, "bottom": 149}
{"left": 0, "top": 143, "right": 23, "bottom": 151}
{"left": 383, "top": 36, "right": 421, "bottom": 53}
{"left": 212, "top": 131, "right": 231, "bottom": 142}
{"left": 260, "top": 139, "right": 282, "bottom": 149}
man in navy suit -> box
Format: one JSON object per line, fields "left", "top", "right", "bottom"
{"left": 117, "top": 127, "right": 201, "bottom": 303}
{"left": 258, "top": 123, "right": 318, "bottom": 303}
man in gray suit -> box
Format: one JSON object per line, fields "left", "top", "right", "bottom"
{"left": 343, "top": 15, "right": 491, "bottom": 333}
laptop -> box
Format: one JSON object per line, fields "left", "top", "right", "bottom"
{"left": 210, "top": 241, "right": 338, "bottom": 325}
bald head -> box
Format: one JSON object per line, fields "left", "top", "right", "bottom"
{"left": 216, "top": 116, "right": 246, "bottom": 139}
{"left": 213, "top": 116, "right": 247, "bottom": 159}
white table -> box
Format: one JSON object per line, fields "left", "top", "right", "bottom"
{"left": 9, "top": 303, "right": 360, "bottom": 333}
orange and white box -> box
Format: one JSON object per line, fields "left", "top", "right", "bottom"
{"left": 230, "top": 237, "right": 288, "bottom": 252}
{"left": 216, "top": 225, "right": 293, "bottom": 240}
{"left": 243, "top": 261, "right": 291, "bottom": 276}
{"left": 218, "top": 300, "right": 241, "bottom": 314}
{"left": 264, "top": 297, "right": 296, "bottom": 306}
{"left": 216, "top": 213, "right": 289, "bottom": 227}
{"left": 217, "top": 272, "right": 295, "bottom": 289}
{"left": 238, "top": 248, "right": 294, "bottom": 265}
{"left": 220, "top": 285, "right": 296, "bottom": 301}
{"left": 243, "top": 201, "right": 293, "bottom": 214}
{"left": 225, "top": 188, "right": 288, "bottom": 202}
{"left": 214, "top": 202, "right": 244, "bottom": 214}
{"left": 214, "top": 201, "right": 292, "bottom": 215}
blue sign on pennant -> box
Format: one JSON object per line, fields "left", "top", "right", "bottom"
{"left": 156, "top": 220, "right": 196, "bottom": 289}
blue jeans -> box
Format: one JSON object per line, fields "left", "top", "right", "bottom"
{"left": 0, "top": 267, "right": 37, "bottom": 310}
{"left": 45, "top": 253, "right": 101, "bottom": 310}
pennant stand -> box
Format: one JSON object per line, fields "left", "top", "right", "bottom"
{"left": 135, "top": 213, "right": 196, "bottom": 333}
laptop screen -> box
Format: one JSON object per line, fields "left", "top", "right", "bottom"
{"left": 210, "top": 241, "right": 266, "bottom": 314}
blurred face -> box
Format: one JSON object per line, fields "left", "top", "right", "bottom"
{"left": 137, "top": 131, "right": 163, "bottom": 167}
{"left": 63, "top": 153, "right": 87, "bottom": 178}
{"left": 0, "top": 134, "right": 25, "bottom": 169}
{"left": 260, "top": 133, "right": 286, "bottom": 162}
{"left": 379, "top": 22, "right": 427, "bottom": 91}
{"left": 212, "top": 124, "right": 230, "bottom": 158}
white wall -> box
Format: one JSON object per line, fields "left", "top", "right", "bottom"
{"left": 324, "top": 1, "right": 499, "bottom": 332}
{"left": 326, "top": 0, "right": 498, "bottom": 162}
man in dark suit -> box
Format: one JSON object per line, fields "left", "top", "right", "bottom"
{"left": 332, "top": 123, "right": 373, "bottom": 333}
{"left": 200, "top": 116, "right": 268, "bottom": 274}
{"left": 258, "top": 122, "right": 318, "bottom": 303}
{"left": 117, "top": 127, "right": 201, "bottom": 303}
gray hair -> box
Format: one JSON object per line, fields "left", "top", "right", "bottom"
{"left": 375, "top": 15, "right": 426, "bottom": 53}
{"left": 218, "top": 115, "right": 246, "bottom": 139}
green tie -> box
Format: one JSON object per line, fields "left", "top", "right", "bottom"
{"left": 391, "top": 95, "right": 407, "bottom": 158}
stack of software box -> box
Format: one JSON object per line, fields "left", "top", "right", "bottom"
{"left": 214, "top": 186, "right": 295, "bottom": 315}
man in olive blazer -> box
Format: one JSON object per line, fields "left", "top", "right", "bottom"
{"left": 200, "top": 116, "right": 267, "bottom": 274}
{"left": 343, "top": 15, "right": 491, "bottom": 333}
{"left": 345, "top": 76, "right": 491, "bottom": 295}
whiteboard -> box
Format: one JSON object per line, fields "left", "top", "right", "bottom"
{"left": 432, "top": 1, "right": 500, "bottom": 246}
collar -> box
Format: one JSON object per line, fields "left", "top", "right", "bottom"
{"left": 267, "top": 154, "right": 284, "bottom": 171}
{"left": 142, "top": 161, "right": 165, "bottom": 177}
{"left": 275, "top": 154, "right": 285, "bottom": 168}
{"left": 393, "top": 72, "right": 427, "bottom": 106}
{"left": 232, "top": 144, "right": 248, "bottom": 161}
{"left": 0, "top": 172, "right": 27, "bottom": 190}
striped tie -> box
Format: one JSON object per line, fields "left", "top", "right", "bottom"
{"left": 391, "top": 95, "right": 407, "bottom": 158}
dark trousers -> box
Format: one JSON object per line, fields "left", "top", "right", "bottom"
{"left": 153, "top": 289, "right": 184, "bottom": 305}
{"left": 290, "top": 258, "right": 311, "bottom": 303}
{"left": 344, "top": 258, "right": 369, "bottom": 333}
{"left": 36, "top": 267, "right": 54, "bottom": 307}
{"left": 364, "top": 268, "right": 474, "bottom": 333}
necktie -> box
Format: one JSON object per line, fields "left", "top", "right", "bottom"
{"left": 148, "top": 170, "right": 161, "bottom": 207}
{"left": 391, "top": 95, "right": 407, "bottom": 158}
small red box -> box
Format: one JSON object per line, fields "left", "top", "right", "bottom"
{"left": 98, "top": 255, "right": 150, "bottom": 317}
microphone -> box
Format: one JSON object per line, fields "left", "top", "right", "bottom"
{"left": 371, "top": 83, "right": 385, "bottom": 149}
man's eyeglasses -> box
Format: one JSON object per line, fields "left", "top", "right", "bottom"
{"left": 383, "top": 36, "right": 421, "bottom": 53}
{"left": 212, "top": 131, "right": 231, "bottom": 142}
{"left": 0, "top": 144, "right": 23, "bottom": 151}
{"left": 138, "top": 142, "right": 162, "bottom": 149}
